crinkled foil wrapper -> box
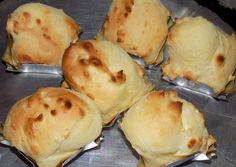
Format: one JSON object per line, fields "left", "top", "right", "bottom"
{"left": 0, "top": 137, "right": 102, "bottom": 167}
{"left": 5, "top": 64, "right": 63, "bottom": 75}
{"left": 167, "top": 152, "right": 215, "bottom": 167}
{"left": 162, "top": 75, "right": 228, "bottom": 100}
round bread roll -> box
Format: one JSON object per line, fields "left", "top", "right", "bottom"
{"left": 162, "top": 16, "right": 236, "bottom": 94}
{"left": 120, "top": 90, "right": 215, "bottom": 167}
{"left": 97, "top": 0, "right": 170, "bottom": 64}
{"left": 62, "top": 40, "right": 153, "bottom": 125}
{"left": 3, "top": 87, "right": 102, "bottom": 167}
{"left": 3, "top": 3, "right": 80, "bottom": 68}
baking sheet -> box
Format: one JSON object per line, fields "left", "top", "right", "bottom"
{"left": 0, "top": 0, "right": 236, "bottom": 167}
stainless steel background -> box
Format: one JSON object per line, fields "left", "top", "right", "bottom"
{"left": 0, "top": 0, "right": 235, "bottom": 167}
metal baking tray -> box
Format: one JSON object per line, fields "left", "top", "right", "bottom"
{"left": 0, "top": 0, "right": 235, "bottom": 167}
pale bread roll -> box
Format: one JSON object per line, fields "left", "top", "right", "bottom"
{"left": 3, "top": 87, "right": 102, "bottom": 167}
{"left": 62, "top": 40, "right": 153, "bottom": 124}
{"left": 97, "top": 0, "right": 170, "bottom": 64}
{"left": 162, "top": 16, "right": 236, "bottom": 94}
{"left": 120, "top": 90, "right": 215, "bottom": 167}
{"left": 3, "top": 3, "right": 80, "bottom": 68}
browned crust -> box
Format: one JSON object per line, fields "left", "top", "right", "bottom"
{"left": 103, "top": 0, "right": 135, "bottom": 43}
{"left": 187, "top": 138, "right": 199, "bottom": 149}
{"left": 5, "top": 5, "right": 80, "bottom": 67}
{"left": 63, "top": 41, "right": 127, "bottom": 85}
{"left": 183, "top": 71, "right": 194, "bottom": 81}
{"left": 216, "top": 54, "right": 225, "bottom": 66}
{"left": 168, "top": 101, "right": 183, "bottom": 115}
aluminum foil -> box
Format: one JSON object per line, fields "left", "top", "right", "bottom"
{"left": 0, "top": 137, "right": 102, "bottom": 167}
{"left": 168, "top": 152, "right": 216, "bottom": 167}
{"left": 5, "top": 64, "right": 63, "bottom": 75}
{"left": 162, "top": 76, "right": 228, "bottom": 100}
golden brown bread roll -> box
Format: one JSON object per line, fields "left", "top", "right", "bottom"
{"left": 3, "top": 87, "right": 102, "bottom": 167}
{"left": 97, "top": 0, "right": 170, "bottom": 64}
{"left": 62, "top": 40, "right": 153, "bottom": 125}
{"left": 162, "top": 16, "right": 236, "bottom": 94}
{"left": 3, "top": 3, "right": 80, "bottom": 68}
{"left": 120, "top": 90, "right": 215, "bottom": 167}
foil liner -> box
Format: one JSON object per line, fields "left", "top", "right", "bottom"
{"left": 5, "top": 64, "right": 63, "bottom": 75}
{"left": 162, "top": 75, "right": 227, "bottom": 100}
{"left": 103, "top": 111, "right": 125, "bottom": 128}
{"left": 130, "top": 55, "right": 227, "bottom": 100}
{"left": 0, "top": 137, "right": 102, "bottom": 167}
{"left": 167, "top": 152, "right": 216, "bottom": 167}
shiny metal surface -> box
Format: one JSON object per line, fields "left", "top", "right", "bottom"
{"left": 5, "top": 64, "right": 63, "bottom": 75}
{"left": 0, "top": 0, "right": 236, "bottom": 167}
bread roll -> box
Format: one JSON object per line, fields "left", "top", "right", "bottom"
{"left": 3, "top": 3, "right": 80, "bottom": 68}
{"left": 97, "top": 0, "right": 170, "bottom": 64}
{"left": 62, "top": 40, "right": 153, "bottom": 124}
{"left": 120, "top": 90, "right": 215, "bottom": 167}
{"left": 3, "top": 87, "right": 102, "bottom": 167}
{"left": 162, "top": 16, "right": 236, "bottom": 94}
